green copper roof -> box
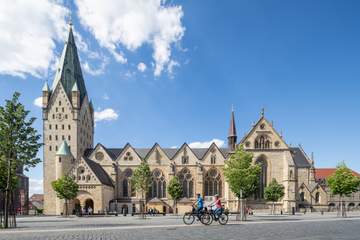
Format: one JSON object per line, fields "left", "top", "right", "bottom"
{"left": 56, "top": 141, "right": 71, "bottom": 156}
{"left": 51, "top": 25, "right": 87, "bottom": 103}
{"left": 71, "top": 81, "right": 79, "bottom": 92}
{"left": 42, "top": 81, "right": 49, "bottom": 92}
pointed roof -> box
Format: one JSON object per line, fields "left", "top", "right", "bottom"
{"left": 56, "top": 141, "right": 71, "bottom": 156}
{"left": 51, "top": 24, "right": 87, "bottom": 103}
{"left": 42, "top": 81, "right": 49, "bottom": 92}
{"left": 228, "top": 110, "right": 237, "bottom": 137}
{"left": 71, "top": 81, "right": 79, "bottom": 92}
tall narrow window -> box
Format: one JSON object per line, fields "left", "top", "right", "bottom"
{"left": 300, "top": 192, "right": 305, "bottom": 202}
{"left": 204, "top": 168, "right": 222, "bottom": 197}
{"left": 122, "top": 168, "right": 133, "bottom": 198}
{"left": 315, "top": 192, "right": 320, "bottom": 203}
{"left": 150, "top": 169, "right": 166, "bottom": 198}
{"left": 177, "top": 168, "right": 194, "bottom": 198}
{"left": 123, "top": 179, "right": 129, "bottom": 197}
{"left": 210, "top": 155, "right": 216, "bottom": 164}
{"left": 255, "top": 156, "right": 267, "bottom": 199}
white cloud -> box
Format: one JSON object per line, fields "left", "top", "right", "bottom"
{"left": 29, "top": 178, "right": 43, "bottom": 196}
{"left": 94, "top": 108, "right": 119, "bottom": 122}
{"left": 189, "top": 139, "right": 225, "bottom": 148}
{"left": 167, "top": 60, "right": 180, "bottom": 78}
{"left": 33, "top": 97, "right": 42, "bottom": 108}
{"left": 0, "top": 0, "right": 68, "bottom": 78}
{"left": 76, "top": 0, "right": 185, "bottom": 76}
{"left": 82, "top": 57, "right": 108, "bottom": 76}
{"left": 137, "top": 62, "right": 147, "bottom": 72}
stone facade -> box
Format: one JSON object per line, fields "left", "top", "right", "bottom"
{"left": 43, "top": 25, "right": 330, "bottom": 215}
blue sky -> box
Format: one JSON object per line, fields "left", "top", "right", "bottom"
{"left": 0, "top": 0, "right": 360, "bottom": 194}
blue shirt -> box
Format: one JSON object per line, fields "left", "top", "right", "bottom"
{"left": 196, "top": 196, "right": 204, "bottom": 209}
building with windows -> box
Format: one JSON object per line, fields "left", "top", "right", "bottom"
{"left": 43, "top": 25, "right": 326, "bottom": 215}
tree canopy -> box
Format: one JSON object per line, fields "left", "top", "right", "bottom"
{"left": 0, "top": 92, "right": 42, "bottom": 228}
{"left": 264, "top": 178, "right": 285, "bottom": 202}
{"left": 167, "top": 176, "right": 183, "bottom": 201}
{"left": 52, "top": 176, "right": 79, "bottom": 201}
{"left": 224, "top": 145, "right": 261, "bottom": 198}
{"left": 327, "top": 163, "right": 360, "bottom": 197}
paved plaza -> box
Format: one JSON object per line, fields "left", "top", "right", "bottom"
{"left": 1, "top": 213, "right": 360, "bottom": 240}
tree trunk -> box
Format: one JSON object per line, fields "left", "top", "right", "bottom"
{"left": 3, "top": 156, "right": 12, "bottom": 228}
{"left": 340, "top": 196, "right": 346, "bottom": 218}
{"left": 174, "top": 200, "right": 177, "bottom": 215}
{"left": 243, "top": 199, "right": 247, "bottom": 221}
{"left": 65, "top": 199, "right": 68, "bottom": 217}
{"left": 272, "top": 202, "right": 275, "bottom": 215}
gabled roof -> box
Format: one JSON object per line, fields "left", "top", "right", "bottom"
{"left": 51, "top": 25, "right": 87, "bottom": 103}
{"left": 83, "top": 158, "right": 113, "bottom": 187}
{"left": 162, "top": 148, "right": 178, "bottom": 159}
{"left": 290, "top": 147, "right": 311, "bottom": 168}
{"left": 83, "top": 143, "right": 231, "bottom": 161}
{"left": 239, "top": 115, "right": 289, "bottom": 149}
{"left": 315, "top": 168, "right": 360, "bottom": 180}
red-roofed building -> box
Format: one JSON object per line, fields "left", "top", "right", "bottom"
{"left": 315, "top": 168, "right": 360, "bottom": 182}
{"left": 310, "top": 168, "right": 360, "bottom": 211}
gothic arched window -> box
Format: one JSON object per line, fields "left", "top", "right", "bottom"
{"left": 300, "top": 192, "right": 305, "bottom": 202}
{"left": 255, "top": 135, "right": 272, "bottom": 149}
{"left": 315, "top": 192, "right": 320, "bottom": 204}
{"left": 122, "top": 168, "right": 133, "bottom": 198}
{"left": 177, "top": 168, "right": 194, "bottom": 198}
{"left": 255, "top": 156, "right": 267, "bottom": 199}
{"left": 204, "top": 168, "right": 222, "bottom": 197}
{"left": 150, "top": 169, "right": 166, "bottom": 199}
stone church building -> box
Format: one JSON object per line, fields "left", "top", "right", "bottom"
{"left": 42, "top": 25, "right": 328, "bottom": 215}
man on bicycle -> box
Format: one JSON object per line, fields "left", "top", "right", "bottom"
{"left": 208, "top": 194, "right": 222, "bottom": 219}
{"left": 194, "top": 193, "right": 204, "bottom": 219}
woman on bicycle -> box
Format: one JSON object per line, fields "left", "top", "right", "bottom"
{"left": 208, "top": 194, "right": 222, "bottom": 218}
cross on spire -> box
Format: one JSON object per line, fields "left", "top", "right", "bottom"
{"left": 261, "top": 107, "right": 265, "bottom": 117}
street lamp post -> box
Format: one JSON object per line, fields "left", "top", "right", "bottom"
{"left": 113, "top": 162, "right": 119, "bottom": 216}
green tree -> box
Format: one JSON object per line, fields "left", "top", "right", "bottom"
{"left": 224, "top": 145, "right": 261, "bottom": 221}
{"left": 131, "top": 161, "right": 151, "bottom": 218}
{"left": 0, "top": 92, "right": 41, "bottom": 228}
{"left": 167, "top": 176, "right": 183, "bottom": 214}
{"left": 264, "top": 178, "right": 285, "bottom": 215}
{"left": 327, "top": 162, "right": 360, "bottom": 217}
{"left": 52, "top": 176, "right": 79, "bottom": 216}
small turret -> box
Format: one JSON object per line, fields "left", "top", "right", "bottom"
{"left": 42, "top": 81, "right": 50, "bottom": 108}
{"left": 55, "top": 141, "right": 72, "bottom": 179}
{"left": 71, "top": 81, "right": 80, "bottom": 109}
{"left": 227, "top": 107, "right": 237, "bottom": 152}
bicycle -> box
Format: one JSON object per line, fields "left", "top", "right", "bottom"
{"left": 183, "top": 206, "right": 212, "bottom": 225}
{"left": 206, "top": 208, "right": 229, "bottom": 225}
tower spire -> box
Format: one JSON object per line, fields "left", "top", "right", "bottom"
{"left": 51, "top": 23, "right": 87, "bottom": 104}
{"left": 228, "top": 107, "right": 237, "bottom": 151}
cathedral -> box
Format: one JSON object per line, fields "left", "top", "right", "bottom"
{"left": 43, "top": 25, "right": 328, "bottom": 215}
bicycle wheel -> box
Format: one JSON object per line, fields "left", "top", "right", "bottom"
{"left": 200, "top": 212, "right": 213, "bottom": 225}
{"left": 218, "top": 213, "right": 229, "bottom": 225}
{"left": 183, "top": 213, "right": 195, "bottom": 225}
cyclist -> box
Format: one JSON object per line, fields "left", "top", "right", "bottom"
{"left": 194, "top": 193, "right": 204, "bottom": 220}
{"left": 208, "top": 194, "right": 222, "bottom": 219}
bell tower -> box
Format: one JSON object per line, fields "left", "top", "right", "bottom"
{"left": 43, "top": 24, "right": 94, "bottom": 215}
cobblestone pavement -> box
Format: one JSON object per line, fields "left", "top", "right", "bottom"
{"left": 1, "top": 213, "right": 360, "bottom": 240}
